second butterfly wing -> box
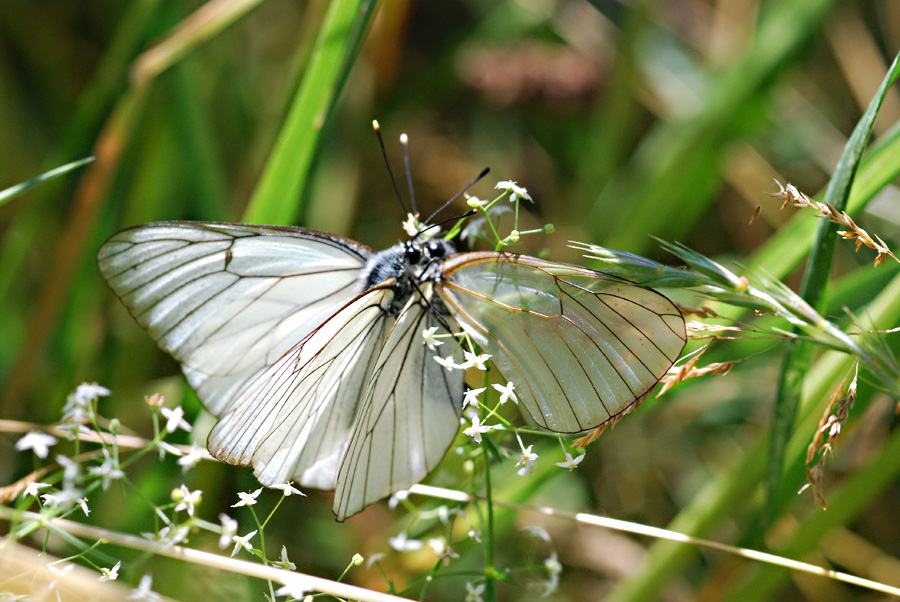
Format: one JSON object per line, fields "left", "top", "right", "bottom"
{"left": 438, "top": 252, "right": 687, "bottom": 433}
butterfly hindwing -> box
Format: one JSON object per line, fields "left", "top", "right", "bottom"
{"left": 333, "top": 286, "right": 464, "bottom": 520}
{"left": 208, "top": 289, "right": 393, "bottom": 490}
{"left": 439, "top": 253, "right": 686, "bottom": 433}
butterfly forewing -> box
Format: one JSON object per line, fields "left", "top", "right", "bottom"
{"left": 208, "top": 288, "right": 393, "bottom": 490}
{"left": 439, "top": 253, "right": 686, "bottom": 433}
{"left": 334, "top": 286, "right": 464, "bottom": 520}
{"left": 98, "top": 222, "right": 371, "bottom": 415}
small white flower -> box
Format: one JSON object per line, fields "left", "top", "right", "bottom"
{"left": 523, "top": 525, "right": 552, "bottom": 542}
{"left": 48, "top": 564, "right": 74, "bottom": 593}
{"left": 402, "top": 213, "right": 424, "bottom": 237}
{"left": 77, "top": 496, "right": 90, "bottom": 516}
{"left": 141, "top": 525, "right": 189, "bottom": 547}
{"left": 351, "top": 553, "right": 364, "bottom": 566}
{"left": 278, "top": 545, "right": 296, "bottom": 570}
{"left": 23, "top": 481, "right": 50, "bottom": 498}
{"left": 495, "top": 180, "right": 532, "bottom": 203}
{"left": 434, "top": 355, "right": 458, "bottom": 371}
{"left": 41, "top": 486, "right": 83, "bottom": 510}
{"left": 156, "top": 441, "right": 183, "bottom": 457}
{"left": 61, "top": 383, "right": 108, "bottom": 426}
{"left": 516, "top": 445, "right": 539, "bottom": 476}
{"left": 174, "top": 484, "right": 201, "bottom": 517}
{"left": 460, "top": 351, "right": 491, "bottom": 371}
{"left": 74, "top": 382, "right": 111, "bottom": 403}
{"left": 218, "top": 513, "right": 238, "bottom": 549}
{"left": 177, "top": 444, "right": 205, "bottom": 471}
{"left": 275, "top": 574, "right": 315, "bottom": 599}
{"left": 365, "top": 553, "right": 385, "bottom": 569}
{"left": 388, "top": 489, "right": 409, "bottom": 509}
{"left": 465, "top": 581, "right": 486, "bottom": 602}
{"left": 427, "top": 538, "right": 457, "bottom": 566}
{"left": 468, "top": 528, "right": 482, "bottom": 543}
{"left": 88, "top": 448, "right": 124, "bottom": 489}
{"left": 160, "top": 406, "right": 192, "bottom": 433}
{"left": 98, "top": 561, "right": 121, "bottom": 582}
{"left": 272, "top": 481, "right": 305, "bottom": 497}
{"left": 465, "top": 193, "right": 487, "bottom": 208}
{"left": 554, "top": 452, "right": 585, "bottom": 470}
{"left": 57, "top": 454, "right": 79, "bottom": 486}
{"left": 492, "top": 381, "right": 518, "bottom": 405}
{"left": 232, "top": 487, "right": 263, "bottom": 507}
{"left": 128, "top": 575, "right": 161, "bottom": 601}
{"left": 421, "top": 326, "right": 444, "bottom": 350}
{"left": 389, "top": 532, "right": 423, "bottom": 552}
{"left": 463, "top": 416, "right": 494, "bottom": 444}
{"left": 462, "top": 387, "right": 486, "bottom": 410}
{"left": 541, "top": 550, "right": 562, "bottom": 596}
{"left": 230, "top": 530, "right": 257, "bottom": 557}
{"left": 15, "top": 432, "right": 57, "bottom": 459}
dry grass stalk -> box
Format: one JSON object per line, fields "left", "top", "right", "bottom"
{"left": 801, "top": 366, "right": 858, "bottom": 509}
{"left": 770, "top": 181, "right": 898, "bottom": 266}
{"left": 656, "top": 349, "right": 735, "bottom": 396}
{"left": 571, "top": 390, "right": 652, "bottom": 448}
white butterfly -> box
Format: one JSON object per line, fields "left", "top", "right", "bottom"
{"left": 98, "top": 221, "right": 686, "bottom": 520}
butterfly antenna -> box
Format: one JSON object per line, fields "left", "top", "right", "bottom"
{"left": 373, "top": 120, "right": 409, "bottom": 215}
{"left": 415, "top": 210, "right": 477, "bottom": 239}
{"left": 422, "top": 167, "right": 490, "bottom": 226}
{"left": 400, "top": 133, "right": 418, "bottom": 215}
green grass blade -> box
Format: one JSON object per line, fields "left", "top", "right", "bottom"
{"left": 242, "top": 0, "right": 379, "bottom": 225}
{"left": 766, "top": 49, "right": 900, "bottom": 524}
{"left": 0, "top": 157, "right": 94, "bottom": 207}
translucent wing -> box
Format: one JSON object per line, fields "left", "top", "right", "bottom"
{"left": 97, "top": 222, "right": 371, "bottom": 415}
{"left": 439, "top": 253, "right": 686, "bottom": 433}
{"left": 208, "top": 289, "right": 392, "bottom": 490}
{"left": 333, "top": 286, "right": 464, "bottom": 520}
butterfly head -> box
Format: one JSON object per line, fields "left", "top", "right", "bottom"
{"left": 358, "top": 238, "right": 456, "bottom": 305}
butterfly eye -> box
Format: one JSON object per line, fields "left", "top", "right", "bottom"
{"left": 404, "top": 243, "right": 422, "bottom": 264}
{"left": 427, "top": 240, "right": 447, "bottom": 259}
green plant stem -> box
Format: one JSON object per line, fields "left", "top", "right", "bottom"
{"left": 483, "top": 435, "right": 496, "bottom": 602}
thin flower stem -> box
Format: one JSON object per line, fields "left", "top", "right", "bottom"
{"left": 260, "top": 495, "right": 285, "bottom": 530}
{"left": 482, "top": 434, "right": 496, "bottom": 602}
{"left": 247, "top": 505, "right": 277, "bottom": 601}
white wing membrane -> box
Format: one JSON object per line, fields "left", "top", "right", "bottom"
{"left": 208, "top": 290, "right": 392, "bottom": 490}
{"left": 334, "top": 287, "right": 463, "bottom": 520}
{"left": 97, "top": 223, "right": 370, "bottom": 414}
{"left": 440, "top": 253, "right": 686, "bottom": 433}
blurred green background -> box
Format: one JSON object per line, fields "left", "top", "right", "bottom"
{"left": 2, "top": 0, "right": 900, "bottom": 600}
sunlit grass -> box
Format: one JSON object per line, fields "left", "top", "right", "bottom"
{"left": 3, "top": 1, "right": 900, "bottom": 601}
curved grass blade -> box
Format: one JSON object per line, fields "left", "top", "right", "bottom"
{"left": 242, "top": 0, "right": 379, "bottom": 225}
{"left": 0, "top": 157, "right": 94, "bottom": 208}
{"left": 766, "top": 49, "right": 900, "bottom": 524}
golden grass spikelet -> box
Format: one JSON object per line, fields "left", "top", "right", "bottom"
{"left": 801, "top": 366, "right": 858, "bottom": 510}
{"left": 571, "top": 390, "right": 652, "bottom": 448}
{"left": 657, "top": 351, "right": 735, "bottom": 396}
{"left": 770, "top": 181, "right": 899, "bottom": 266}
